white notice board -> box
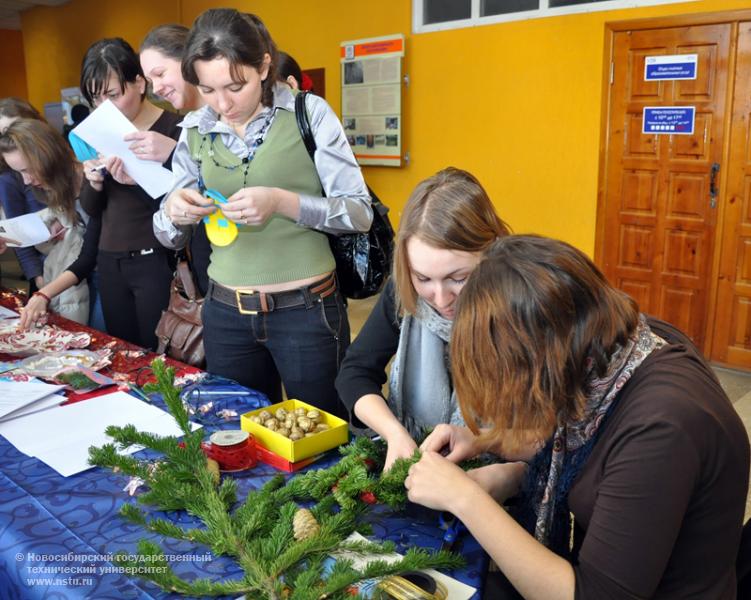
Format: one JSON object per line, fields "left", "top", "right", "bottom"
{"left": 340, "top": 34, "right": 405, "bottom": 167}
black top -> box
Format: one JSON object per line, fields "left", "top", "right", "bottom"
{"left": 335, "top": 279, "right": 401, "bottom": 422}
{"left": 79, "top": 110, "right": 181, "bottom": 253}
{"left": 66, "top": 214, "right": 101, "bottom": 282}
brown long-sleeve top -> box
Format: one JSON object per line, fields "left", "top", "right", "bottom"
{"left": 79, "top": 110, "right": 181, "bottom": 252}
{"left": 570, "top": 318, "right": 749, "bottom": 599}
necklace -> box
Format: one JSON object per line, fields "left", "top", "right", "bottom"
{"left": 195, "top": 108, "right": 277, "bottom": 192}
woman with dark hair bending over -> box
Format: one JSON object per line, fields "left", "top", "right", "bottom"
{"left": 153, "top": 9, "right": 371, "bottom": 415}
{"left": 79, "top": 37, "right": 181, "bottom": 349}
{"left": 405, "top": 235, "right": 750, "bottom": 600}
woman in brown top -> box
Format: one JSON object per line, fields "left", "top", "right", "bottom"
{"left": 79, "top": 37, "right": 181, "bottom": 349}
{"left": 405, "top": 235, "right": 749, "bottom": 600}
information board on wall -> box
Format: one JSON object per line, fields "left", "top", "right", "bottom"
{"left": 340, "top": 34, "right": 404, "bottom": 167}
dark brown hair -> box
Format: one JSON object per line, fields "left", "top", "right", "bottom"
{"left": 277, "top": 51, "right": 303, "bottom": 87}
{"left": 182, "top": 9, "right": 278, "bottom": 108}
{"left": 0, "top": 119, "right": 79, "bottom": 222}
{"left": 141, "top": 24, "right": 189, "bottom": 59}
{"left": 393, "top": 167, "right": 511, "bottom": 314}
{"left": 80, "top": 37, "right": 145, "bottom": 106}
{"left": 451, "top": 235, "right": 640, "bottom": 453}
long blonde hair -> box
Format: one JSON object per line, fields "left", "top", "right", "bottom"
{"left": 0, "top": 119, "right": 79, "bottom": 223}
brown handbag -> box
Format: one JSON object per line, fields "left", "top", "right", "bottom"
{"left": 155, "top": 260, "right": 205, "bottom": 367}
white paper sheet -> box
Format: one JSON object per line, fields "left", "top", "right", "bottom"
{"left": 0, "top": 381, "right": 65, "bottom": 419}
{"left": 71, "top": 100, "right": 176, "bottom": 199}
{"left": 0, "top": 213, "right": 52, "bottom": 247}
{"left": 0, "top": 305, "right": 19, "bottom": 319}
{"left": 0, "top": 392, "right": 66, "bottom": 422}
{"left": 0, "top": 391, "right": 201, "bottom": 476}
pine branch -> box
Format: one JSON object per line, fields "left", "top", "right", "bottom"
{"left": 89, "top": 360, "right": 468, "bottom": 598}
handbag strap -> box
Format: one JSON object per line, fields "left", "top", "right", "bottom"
{"left": 295, "top": 91, "right": 317, "bottom": 162}
{"left": 176, "top": 260, "right": 199, "bottom": 301}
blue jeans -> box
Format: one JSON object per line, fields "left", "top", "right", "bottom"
{"left": 202, "top": 283, "right": 350, "bottom": 418}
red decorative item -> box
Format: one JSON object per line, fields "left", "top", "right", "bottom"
{"left": 301, "top": 73, "right": 314, "bottom": 91}
{"left": 359, "top": 491, "right": 377, "bottom": 505}
{"left": 201, "top": 430, "right": 257, "bottom": 471}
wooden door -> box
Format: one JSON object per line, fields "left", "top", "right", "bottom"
{"left": 599, "top": 24, "right": 731, "bottom": 350}
{"left": 711, "top": 22, "right": 751, "bottom": 366}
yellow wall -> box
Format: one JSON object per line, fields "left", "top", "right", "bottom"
{"left": 19, "top": 0, "right": 751, "bottom": 254}
{"left": 0, "top": 29, "right": 28, "bottom": 99}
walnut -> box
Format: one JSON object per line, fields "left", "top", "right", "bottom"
{"left": 297, "top": 417, "right": 313, "bottom": 432}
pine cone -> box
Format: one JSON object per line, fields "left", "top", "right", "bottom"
{"left": 206, "top": 458, "right": 221, "bottom": 486}
{"left": 293, "top": 508, "right": 320, "bottom": 540}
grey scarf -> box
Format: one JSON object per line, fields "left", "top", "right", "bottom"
{"left": 387, "top": 298, "right": 465, "bottom": 438}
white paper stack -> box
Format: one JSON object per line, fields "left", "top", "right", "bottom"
{"left": 0, "top": 381, "right": 66, "bottom": 422}
{"left": 0, "top": 391, "right": 201, "bottom": 477}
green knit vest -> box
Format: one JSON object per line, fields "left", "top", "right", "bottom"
{"left": 188, "top": 109, "right": 334, "bottom": 286}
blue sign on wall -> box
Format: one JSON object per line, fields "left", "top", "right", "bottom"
{"left": 642, "top": 107, "right": 696, "bottom": 135}
{"left": 644, "top": 54, "right": 698, "bottom": 81}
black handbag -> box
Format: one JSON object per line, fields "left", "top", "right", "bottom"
{"left": 294, "top": 92, "right": 395, "bottom": 299}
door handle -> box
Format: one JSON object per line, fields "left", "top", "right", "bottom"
{"left": 710, "top": 162, "right": 720, "bottom": 209}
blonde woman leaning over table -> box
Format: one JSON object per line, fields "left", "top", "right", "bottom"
{"left": 335, "top": 167, "right": 510, "bottom": 471}
{"left": 0, "top": 98, "right": 47, "bottom": 294}
{"left": 0, "top": 119, "right": 92, "bottom": 326}
{"left": 405, "top": 235, "right": 749, "bottom": 600}
{"left": 153, "top": 9, "right": 371, "bottom": 417}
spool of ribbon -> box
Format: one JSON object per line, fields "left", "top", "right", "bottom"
{"left": 201, "top": 430, "right": 257, "bottom": 471}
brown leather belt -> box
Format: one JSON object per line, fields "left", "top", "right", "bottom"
{"left": 209, "top": 272, "right": 336, "bottom": 314}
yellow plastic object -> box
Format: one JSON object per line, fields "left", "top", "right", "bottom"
{"left": 203, "top": 189, "right": 238, "bottom": 247}
{"left": 241, "top": 399, "right": 349, "bottom": 462}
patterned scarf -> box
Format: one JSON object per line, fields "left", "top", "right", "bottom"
{"left": 518, "top": 314, "right": 666, "bottom": 554}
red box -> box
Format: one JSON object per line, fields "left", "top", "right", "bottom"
{"left": 254, "top": 444, "right": 326, "bottom": 472}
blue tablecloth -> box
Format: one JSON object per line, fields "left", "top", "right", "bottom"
{"left": 0, "top": 379, "right": 485, "bottom": 599}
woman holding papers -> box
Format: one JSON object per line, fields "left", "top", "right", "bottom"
{"left": 79, "top": 37, "right": 181, "bottom": 350}
{"left": 153, "top": 9, "right": 371, "bottom": 415}
{"left": 0, "top": 119, "right": 92, "bottom": 325}
{"left": 0, "top": 98, "right": 47, "bottom": 293}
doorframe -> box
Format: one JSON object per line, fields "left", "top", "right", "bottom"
{"left": 594, "top": 8, "right": 751, "bottom": 357}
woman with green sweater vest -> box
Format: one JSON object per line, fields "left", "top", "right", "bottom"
{"left": 153, "top": 9, "right": 372, "bottom": 416}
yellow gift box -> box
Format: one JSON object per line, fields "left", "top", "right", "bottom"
{"left": 241, "top": 399, "right": 349, "bottom": 463}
